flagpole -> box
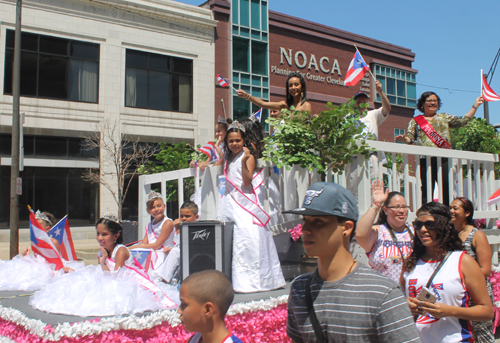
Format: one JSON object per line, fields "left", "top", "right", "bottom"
{"left": 354, "top": 45, "right": 376, "bottom": 81}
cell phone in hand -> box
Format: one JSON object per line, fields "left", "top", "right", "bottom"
{"left": 416, "top": 286, "right": 437, "bottom": 304}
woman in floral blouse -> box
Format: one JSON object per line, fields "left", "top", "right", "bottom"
{"left": 396, "top": 91, "right": 483, "bottom": 205}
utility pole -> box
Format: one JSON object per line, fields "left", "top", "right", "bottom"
{"left": 10, "top": 0, "right": 22, "bottom": 258}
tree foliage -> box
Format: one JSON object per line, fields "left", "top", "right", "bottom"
{"left": 262, "top": 101, "right": 374, "bottom": 180}
{"left": 450, "top": 118, "right": 500, "bottom": 154}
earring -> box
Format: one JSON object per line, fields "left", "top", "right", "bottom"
{"left": 343, "top": 233, "right": 347, "bottom": 237}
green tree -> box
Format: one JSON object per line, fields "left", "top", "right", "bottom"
{"left": 263, "top": 101, "right": 373, "bottom": 180}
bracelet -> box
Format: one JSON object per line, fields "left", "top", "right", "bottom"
{"left": 370, "top": 203, "right": 381, "bottom": 211}
{"left": 245, "top": 94, "right": 251, "bottom": 100}
{"left": 472, "top": 104, "right": 478, "bottom": 109}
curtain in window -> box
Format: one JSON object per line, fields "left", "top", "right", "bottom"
{"left": 125, "top": 68, "right": 137, "bottom": 107}
{"left": 68, "top": 60, "right": 98, "bottom": 103}
{"left": 178, "top": 75, "right": 191, "bottom": 112}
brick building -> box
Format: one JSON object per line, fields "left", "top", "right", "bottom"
{"left": 206, "top": 0, "right": 417, "bottom": 143}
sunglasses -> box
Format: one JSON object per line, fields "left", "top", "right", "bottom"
{"left": 412, "top": 220, "right": 438, "bottom": 231}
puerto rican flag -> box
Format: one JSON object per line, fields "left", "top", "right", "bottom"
{"left": 216, "top": 74, "right": 229, "bottom": 88}
{"left": 130, "top": 248, "right": 152, "bottom": 272}
{"left": 487, "top": 187, "right": 500, "bottom": 206}
{"left": 198, "top": 141, "right": 219, "bottom": 163}
{"left": 49, "top": 215, "right": 77, "bottom": 261}
{"left": 29, "top": 208, "right": 64, "bottom": 270}
{"left": 482, "top": 71, "right": 500, "bottom": 102}
{"left": 253, "top": 108, "right": 262, "bottom": 122}
{"left": 344, "top": 50, "right": 370, "bottom": 86}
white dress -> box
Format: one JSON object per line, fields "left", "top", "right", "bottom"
{"left": 30, "top": 245, "right": 177, "bottom": 317}
{"left": 217, "top": 150, "right": 285, "bottom": 293}
{"left": 0, "top": 254, "right": 84, "bottom": 291}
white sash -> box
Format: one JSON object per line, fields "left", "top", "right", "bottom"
{"left": 145, "top": 221, "right": 167, "bottom": 271}
{"left": 224, "top": 163, "right": 270, "bottom": 227}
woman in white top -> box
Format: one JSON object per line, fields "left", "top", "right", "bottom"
{"left": 356, "top": 180, "right": 413, "bottom": 282}
{"left": 401, "top": 202, "right": 493, "bottom": 343}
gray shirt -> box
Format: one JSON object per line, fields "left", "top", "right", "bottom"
{"left": 287, "top": 263, "right": 421, "bottom": 343}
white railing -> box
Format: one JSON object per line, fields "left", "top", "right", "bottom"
{"left": 138, "top": 141, "right": 500, "bottom": 257}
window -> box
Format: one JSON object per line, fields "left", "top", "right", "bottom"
{"left": 4, "top": 30, "right": 99, "bottom": 103}
{"left": 125, "top": 49, "right": 192, "bottom": 112}
{"left": 394, "top": 128, "right": 405, "bottom": 144}
{"left": 374, "top": 65, "right": 417, "bottom": 108}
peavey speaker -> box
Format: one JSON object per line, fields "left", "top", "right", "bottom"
{"left": 180, "top": 220, "right": 233, "bottom": 281}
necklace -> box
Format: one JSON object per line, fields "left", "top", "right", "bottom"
{"left": 345, "top": 259, "right": 357, "bottom": 277}
{"left": 458, "top": 224, "right": 472, "bottom": 240}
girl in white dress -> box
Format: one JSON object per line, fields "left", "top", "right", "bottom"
{"left": 30, "top": 216, "right": 176, "bottom": 317}
{"left": 217, "top": 121, "right": 285, "bottom": 293}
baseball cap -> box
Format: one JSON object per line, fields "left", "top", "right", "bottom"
{"left": 353, "top": 91, "right": 369, "bottom": 100}
{"left": 282, "top": 182, "right": 359, "bottom": 221}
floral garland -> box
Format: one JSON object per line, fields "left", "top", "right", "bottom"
{"left": 0, "top": 295, "right": 289, "bottom": 342}
{"left": 489, "top": 265, "right": 500, "bottom": 333}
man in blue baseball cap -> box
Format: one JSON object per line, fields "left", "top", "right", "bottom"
{"left": 285, "top": 182, "right": 420, "bottom": 343}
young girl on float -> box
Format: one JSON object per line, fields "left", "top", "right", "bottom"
{"left": 217, "top": 121, "right": 285, "bottom": 293}
{"left": 0, "top": 211, "right": 82, "bottom": 291}
{"left": 130, "top": 191, "right": 175, "bottom": 282}
{"left": 190, "top": 117, "right": 232, "bottom": 171}
{"left": 30, "top": 214, "right": 176, "bottom": 317}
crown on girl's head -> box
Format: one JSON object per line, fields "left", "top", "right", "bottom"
{"left": 35, "top": 210, "right": 53, "bottom": 226}
{"left": 217, "top": 116, "right": 227, "bottom": 124}
{"left": 228, "top": 120, "right": 246, "bottom": 133}
{"left": 101, "top": 209, "right": 119, "bottom": 223}
{"left": 146, "top": 190, "right": 162, "bottom": 203}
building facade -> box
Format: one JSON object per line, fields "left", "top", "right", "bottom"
{"left": 0, "top": 0, "right": 217, "bottom": 228}
{"left": 207, "top": 0, "right": 417, "bottom": 142}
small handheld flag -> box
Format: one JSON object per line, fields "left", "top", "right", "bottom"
{"left": 29, "top": 206, "right": 64, "bottom": 270}
{"left": 198, "top": 141, "right": 219, "bottom": 163}
{"left": 481, "top": 69, "right": 500, "bottom": 102}
{"left": 49, "top": 215, "right": 77, "bottom": 261}
{"left": 253, "top": 108, "right": 262, "bottom": 122}
{"left": 344, "top": 49, "right": 370, "bottom": 87}
{"left": 130, "top": 248, "right": 152, "bottom": 271}
{"left": 216, "top": 74, "right": 237, "bottom": 92}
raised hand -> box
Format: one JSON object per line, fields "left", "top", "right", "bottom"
{"left": 371, "top": 179, "right": 389, "bottom": 205}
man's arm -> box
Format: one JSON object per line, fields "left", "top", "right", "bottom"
{"left": 375, "top": 80, "right": 391, "bottom": 117}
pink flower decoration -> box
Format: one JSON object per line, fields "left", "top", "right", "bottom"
{"left": 288, "top": 224, "right": 302, "bottom": 242}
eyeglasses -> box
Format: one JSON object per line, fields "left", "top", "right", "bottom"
{"left": 412, "top": 220, "right": 438, "bottom": 231}
{"left": 425, "top": 99, "right": 439, "bottom": 103}
{"left": 386, "top": 205, "right": 410, "bottom": 211}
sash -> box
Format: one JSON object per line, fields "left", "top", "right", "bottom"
{"left": 105, "top": 256, "right": 176, "bottom": 308}
{"left": 145, "top": 221, "right": 167, "bottom": 271}
{"left": 224, "top": 162, "right": 270, "bottom": 227}
{"left": 413, "top": 115, "right": 452, "bottom": 149}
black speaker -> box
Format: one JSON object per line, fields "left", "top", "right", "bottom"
{"left": 180, "top": 220, "right": 233, "bottom": 281}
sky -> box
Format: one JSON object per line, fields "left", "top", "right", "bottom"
{"left": 173, "top": 0, "right": 500, "bottom": 124}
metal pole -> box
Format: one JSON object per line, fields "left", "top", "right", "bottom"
{"left": 10, "top": 0, "right": 22, "bottom": 258}
{"left": 483, "top": 73, "right": 490, "bottom": 124}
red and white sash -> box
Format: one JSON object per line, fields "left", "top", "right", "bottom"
{"left": 224, "top": 163, "right": 270, "bottom": 227}
{"left": 414, "top": 115, "right": 452, "bottom": 149}
{"left": 105, "top": 256, "right": 176, "bottom": 308}
{"left": 145, "top": 220, "right": 168, "bottom": 271}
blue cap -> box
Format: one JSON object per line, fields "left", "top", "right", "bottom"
{"left": 353, "top": 91, "right": 369, "bottom": 100}
{"left": 282, "top": 182, "right": 359, "bottom": 221}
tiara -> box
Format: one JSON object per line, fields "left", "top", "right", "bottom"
{"left": 217, "top": 116, "right": 227, "bottom": 124}
{"left": 248, "top": 114, "right": 258, "bottom": 123}
{"left": 101, "top": 209, "right": 119, "bottom": 223}
{"left": 228, "top": 120, "right": 246, "bottom": 133}
{"left": 146, "top": 190, "right": 162, "bottom": 202}
{"left": 35, "top": 210, "right": 53, "bottom": 226}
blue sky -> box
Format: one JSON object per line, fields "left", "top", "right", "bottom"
{"left": 174, "top": 0, "right": 500, "bottom": 124}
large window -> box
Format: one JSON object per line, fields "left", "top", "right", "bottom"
{"left": 125, "top": 49, "right": 193, "bottom": 113}
{"left": 231, "top": 0, "right": 269, "bottom": 126}
{"left": 374, "top": 65, "right": 417, "bottom": 108}
{"left": 4, "top": 30, "right": 99, "bottom": 103}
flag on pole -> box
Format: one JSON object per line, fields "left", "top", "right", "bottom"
{"left": 344, "top": 50, "right": 370, "bottom": 86}
{"left": 130, "top": 248, "right": 152, "bottom": 271}
{"left": 29, "top": 208, "right": 64, "bottom": 270}
{"left": 49, "top": 215, "right": 77, "bottom": 261}
{"left": 488, "top": 188, "right": 500, "bottom": 206}
{"left": 198, "top": 141, "right": 219, "bottom": 163}
{"left": 253, "top": 108, "right": 262, "bottom": 122}
{"left": 481, "top": 70, "right": 500, "bottom": 102}
{"left": 216, "top": 74, "right": 229, "bottom": 88}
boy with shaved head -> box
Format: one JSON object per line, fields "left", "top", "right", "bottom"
{"left": 178, "top": 270, "right": 242, "bottom": 343}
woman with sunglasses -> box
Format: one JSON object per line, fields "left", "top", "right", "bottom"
{"left": 402, "top": 202, "right": 493, "bottom": 343}
{"left": 356, "top": 179, "right": 413, "bottom": 282}
{"left": 450, "top": 196, "right": 494, "bottom": 343}
{"left": 395, "top": 92, "right": 483, "bottom": 205}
